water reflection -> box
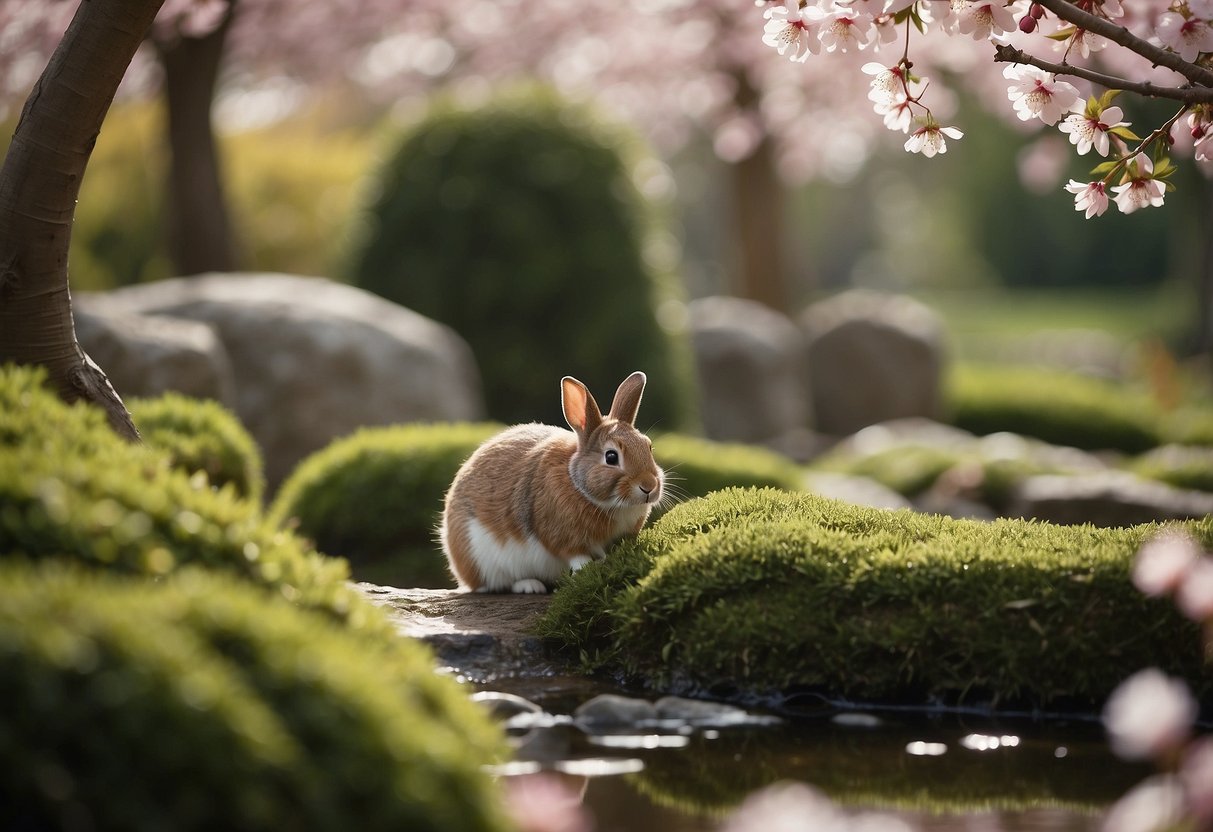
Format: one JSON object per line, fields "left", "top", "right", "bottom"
{"left": 502, "top": 711, "right": 1150, "bottom": 832}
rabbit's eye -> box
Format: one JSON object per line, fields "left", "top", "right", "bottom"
{"left": 604, "top": 449, "right": 620, "bottom": 466}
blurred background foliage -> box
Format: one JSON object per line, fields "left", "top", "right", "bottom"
{"left": 4, "top": 88, "right": 1206, "bottom": 384}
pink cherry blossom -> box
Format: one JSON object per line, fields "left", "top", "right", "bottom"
{"left": 1192, "top": 0, "right": 1213, "bottom": 18}
{"left": 1102, "top": 668, "right": 1197, "bottom": 761}
{"left": 956, "top": 1, "right": 1017, "bottom": 41}
{"left": 1132, "top": 529, "right": 1201, "bottom": 597}
{"left": 1064, "top": 180, "right": 1109, "bottom": 218}
{"left": 1181, "top": 737, "right": 1213, "bottom": 823}
{"left": 763, "top": 0, "right": 823, "bottom": 63}
{"left": 1157, "top": 11, "right": 1213, "bottom": 62}
{"left": 862, "top": 61, "right": 905, "bottom": 108}
{"left": 1102, "top": 776, "right": 1187, "bottom": 832}
{"left": 1058, "top": 105, "right": 1127, "bottom": 156}
{"left": 882, "top": 98, "right": 915, "bottom": 133}
{"left": 904, "top": 120, "right": 963, "bottom": 157}
{"left": 1003, "top": 64, "right": 1080, "bottom": 126}
{"left": 818, "top": 7, "right": 875, "bottom": 53}
{"left": 1111, "top": 154, "right": 1166, "bottom": 214}
{"left": 1175, "top": 555, "right": 1213, "bottom": 621}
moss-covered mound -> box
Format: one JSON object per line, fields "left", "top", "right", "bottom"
{"left": 948, "top": 364, "right": 1161, "bottom": 453}
{"left": 538, "top": 488, "right": 1211, "bottom": 709}
{"left": 0, "top": 564, "right": 508, "bottom": 832}
{"left": 129, "top": 392, "right": 265, "bottom": 503}
{"left": 347, "top": 89, "right": 697, "bottom": 431}
{"left": 270, "top": 423, "right": 501, "bottom": 584}
{"left": 0, "top": 365, "right": 352, "bottom": 619}
{"left": 1128, "top": 444, "right": 1213, "bottom": 493}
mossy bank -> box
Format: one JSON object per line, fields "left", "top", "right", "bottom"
{"left": 538, "top": 488, "right": 1212, "bottom": 711}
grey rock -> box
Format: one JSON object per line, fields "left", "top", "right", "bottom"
{"left": 803, "top": 471, "right": 913, "bottom": 511}
{"left": 471, "top": 691, "right": 544, "bottom": 721}
{"left": 689, "top": 296, "right": 810, "bottom": 443}
{"left": 80, "top": 273, "right": 484, "bottom": 489}
{"left": 1008, "top": 472, "right": 1213, "bottom": 527}
{"left": 654, "top": 696, "right": 777, "bottom": 727}
{"left": 574, "top": 694, "right": 659, "bottom": 729}
{"left": 75, "top": 306, "right": 236, "bottom": 405}
{"left": 801, "top": 291, "right": 947, "bottom": 436}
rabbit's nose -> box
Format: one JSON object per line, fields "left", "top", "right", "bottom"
{"left": 639, "top": 485, "right": 653, "bottom": 495}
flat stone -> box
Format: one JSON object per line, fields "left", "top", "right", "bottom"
{"left": 354, "top": 584, "right": 560, "bottom": 682}
{"left": 573, "top": 694, "right": 659, "bottom": 728}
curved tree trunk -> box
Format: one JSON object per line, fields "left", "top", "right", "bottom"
{"left": 0, "top": 0, "right": 166, "bottom": 440}
{"left": 158, "top": 6, "right": 240, "bottom": 276}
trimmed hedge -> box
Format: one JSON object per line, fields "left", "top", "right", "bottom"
{"left": 129, "top": 392, "right": 265, "bottom": 503}
{"left": 270, "top": 423, "right": 500, "bottom": 582}
{"left": 347, "top": 89, "right": 697, "bottom": 431}
{"left": 0, "top": 564, "right": 509, "bottom": 832}
{"left": 538, "top": 488, "right": 1211, "bottom": 709}
{"left": 948, "top": 364, "right": 1162, "bottom": 453}
{"left": 0, "top": 365, "right": 353, "bottom": 620}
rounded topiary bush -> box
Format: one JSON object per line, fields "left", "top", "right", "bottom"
{"left": 348, "top": 90, "right": 697, "bottom": 431}
{"left": 129, "top": 392, "right": 265, "bottom": 503}
{"left": 948, "top": 364, "right": 1162, "bottom": 453}
{"left": 539, "top": 488, "right": 1212, "bottom": 709}
{"left": 0, "top": 365, "right": 351, "bottom": 618}
{"left": 270, "top": 423, "right": 500, "bottom": 584}
{"left": 0, "top": 564, "right": 508, "bottom": 832}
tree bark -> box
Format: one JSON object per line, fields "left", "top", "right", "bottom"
{"left": 158, "top": 6, "right": 240, "bottom": 276}
{"left": 729, "top": 72, "right": 789, "bottom": 312}
{"left": 0, "top": 0, "right": 166, "bottom": 440}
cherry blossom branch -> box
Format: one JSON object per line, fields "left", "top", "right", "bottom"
{"left": 1032, "top": 0, "right": 1213, "bottom": 89}
{"left": 993, "top": 44, "right": 1213, "bottom": 104}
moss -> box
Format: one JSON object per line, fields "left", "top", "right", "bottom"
{"left": 0, "top": 563, "right": 509, "bottom": 832}
{"left": 347, "top": 88, "right": 697, "bottom": 431}
{"left": 1127, "top": 444, "right": 1213, "bottom": 493}
{"left": 0, "top": 364, "right": 356, "bottom": 623}
{"left": 129, "top": 392, "right": 265, "bottom": 503}
{"left": 270, "top": 423, "right": 501, "bottom": 584}
{"left": 948, "top": 364, "right": 1162, "bottom": 453}
{"left": 538, "top": 488, "right": 1211, "bottom": 709}
{"left": 811, "top": 444, "right": 963, "bottom": 497}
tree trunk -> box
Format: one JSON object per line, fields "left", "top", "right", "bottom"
{"left": 158, "top": 7, "right": 240, "bottom": 276}
{"left": 0, "top": 0, "right": 166, "bottom": 440}
{"left": 729, "top": 72, "right": 789, "bottom": 312}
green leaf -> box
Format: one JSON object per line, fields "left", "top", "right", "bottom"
{"left": 1088, "top": 160, "right": 1120, "bottom": 176}
{"left": 1108, "top": 125, "right": 1142, "bottom": 141}
{"left": 1046, "top": 26, "right": 1075, "bottom": 41}
{"left": 1097, "top": 89, "right": 1122, "bottom": 111}
{"left": 1153, "top": 157, "right": 1177, "bottom": 178}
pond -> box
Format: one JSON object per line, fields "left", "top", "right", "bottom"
{"left": 482, "top": 676, "right": 1149, "bottom": 832}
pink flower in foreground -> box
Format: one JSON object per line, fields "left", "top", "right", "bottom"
{"left": 1004, "top": 64, "right": 1080, "bottom": 126}
{"left": 957, "top": 1, "right": 1018, "bottom": 40}
{"left": 1132, "top": 529, "right": 1201, "bottom": 597}
{"left": 1102, "top": 775, "right": 1187, "bottom": 832}
{"left": 505, "top": 774, "right": 592, "bottom": 832}
{"left": 818, "top": 8, "right": 875, "bottom": 53}
{"left": 1112, "top": 154, "right": 1167, "bottom": 214}
{"left": 1176, "top": 555, "right": 1213, "bottom": 621}
{"left": 1156, "top": 11, "right": 1213, "bottom": 62}
{"left": 1058, "top": 105, "right": 1128, "bottom": 156}
{"left": 1103, "top": 668, "right": 1197, "bottom": 761}
{"left": 863, "top": 62, "right": 905, "bottom": 109}
{"left": 1181, "top": 737, "right": 1213, "bottom": 822}
{"left": 904, "top": 120, "right": 963, "bottom": 157}
{"left": 1064, "top": 180, "right": 1109, "bottom": 218}
{"left": 883, "top": 98, "right": 915, "bottom": 133}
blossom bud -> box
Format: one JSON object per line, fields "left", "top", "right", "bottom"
{"left": 1030, "top": 3, "right": 1045, "bottom": 19}
{"left": 1194, "top": 124, "right": 1206, "bottom": 140}
{"left": 1018, "top": 14, "right": 1037, "bottom": 32}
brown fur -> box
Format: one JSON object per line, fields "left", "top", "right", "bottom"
{"left": 440, "top": 372, "right": 663, "bottom": 592}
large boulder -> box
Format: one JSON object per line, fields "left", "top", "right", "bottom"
{"left": 79, "top": 273, "right": 484, "bottom": 489}
{"left": 688, "top": 296, "right": 810, "bottom": 444}
{"left": 75, "top": 307, "right": 237, "bottom": 405}
{"left": 800, "top": 291, "right": 946, "bottom": 436}
{"left": 1008, "top": 472, "right": 1213, "bottom": 527}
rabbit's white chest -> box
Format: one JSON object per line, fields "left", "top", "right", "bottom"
{"left": 609, "top": 504, "right": 651, "bottom": 540}
{"left": 464, "top": 516, "right": 568, "bottom": 590}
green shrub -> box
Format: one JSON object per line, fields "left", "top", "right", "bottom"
{"left": 0, "top": 365, "right": 353, "bottom": 620}
{"left": 811, "top": 444, "right": 962, "bottom": 497}
{"left": 129, "top": 392, "right": 265, "bottom": 503}
{"left": 0, "top": 563, "right": 508, "bottom": 832}
{"left": 538, "top": 488, "right": 1210, "bottom": 709}
{"left": 348, "top": 89, "right": 697, "bottom": 431}
{"left": 270, "top": 423, "right": 500, "bottom": 585}
{"left": 1128, "top": 444, "right": 1213, "bottom": 493}
{"left": 652, "top": 434, "right": 804, "bottom": 505}
{"left": 948, "top": 364, "right": 1161, "bottom": 453}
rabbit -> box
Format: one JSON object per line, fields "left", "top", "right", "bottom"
{"left": 440, "top": 371, "right": 664, "bottom": 594}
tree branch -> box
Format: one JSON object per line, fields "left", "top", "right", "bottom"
{"left": 993, "top": 44, "right": 1213, "bottom": 104}
{"left": 1033, "top": 0, "right": 1213, "bottom": 89}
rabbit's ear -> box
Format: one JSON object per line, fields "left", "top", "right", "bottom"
{"left": 562, "top": 376, "right": 603, "bottom": 437}
{"left": 608, "top": 371, "right": 646, "bottom": 425}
